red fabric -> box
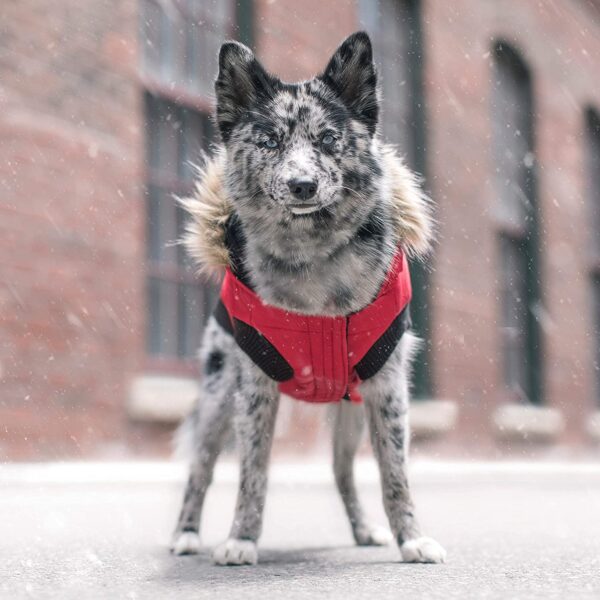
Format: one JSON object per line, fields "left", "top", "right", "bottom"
{"left": 220, "top": 250, "right": 412, "bottom": 403}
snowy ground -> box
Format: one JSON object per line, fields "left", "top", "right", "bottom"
{"left": 1, "top": 459, "right": 600, "bottom": 599}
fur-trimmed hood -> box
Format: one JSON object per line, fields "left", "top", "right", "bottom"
{"left": 180, "top": 144, "right": 434, "bottom": 279}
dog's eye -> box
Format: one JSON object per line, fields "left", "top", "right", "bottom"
{"left": 263, "top": 137, "right": 279, "bottom": 149}
{"left": 321, "top": 133, "right": 335, "bottom": 147}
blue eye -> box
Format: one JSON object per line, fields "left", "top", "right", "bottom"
{"left": 264, "top": 137, "right": 279, "bottom": 149}
{"left": 322, "top": 133, "right": 335, "bottom": 146}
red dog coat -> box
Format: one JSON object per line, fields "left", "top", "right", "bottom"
{"left": 215, "top": 249, "right": 412, "bottom": 404}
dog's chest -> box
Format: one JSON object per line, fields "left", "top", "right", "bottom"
{"left": 249, "top": 244, "right": 390, "bottom": 316}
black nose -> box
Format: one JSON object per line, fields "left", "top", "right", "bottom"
{"left": 288, "top": 178, "right": 318, "bottom": 201}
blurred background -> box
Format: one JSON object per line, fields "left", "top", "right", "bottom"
{"left": 1, "top": 0, "right": 599, "bottom": 461}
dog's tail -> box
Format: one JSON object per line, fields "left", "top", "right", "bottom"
{"left": 171, "top": 405, "right": 199, "bottom": 460}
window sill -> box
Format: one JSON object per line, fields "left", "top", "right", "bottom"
{"left": 492, "top": 403, "right": 565, "bottom": 442}
{"left": 127, "top": 375, "right": 198, "bottom": 423}
{"left": 410, "top": 399, "right": 458, "bottom": 440}
{"left": 586, "top": 411, "right": 600, "bottom": 442}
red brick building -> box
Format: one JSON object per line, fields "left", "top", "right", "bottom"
{"left": 1, "top": 0, "right": 599, "bottom": 459}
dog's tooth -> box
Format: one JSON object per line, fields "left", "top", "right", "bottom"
{"left": 290, "top": 205, "right": 320, "bottom": 215}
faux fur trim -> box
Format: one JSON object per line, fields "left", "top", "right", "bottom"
{"left": 380, "top": 144, "right": 435, "bottom": 259}
{"left": 180, "top": 143, "right": 434, "bottom": 276}
{"left": 179, "top": 148, "right": 231, "bottom": 279}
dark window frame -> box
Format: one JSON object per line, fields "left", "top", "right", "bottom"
{"left": 139, "top": 0, "right": 253, "bottom": 374}
{"left": 143, "top": 93, "right": 215, "bottom": 372}
{"left": 585, "top": 107, "right": 600, "bottom": 406}
{"left": 358, "top": 0, "right": 431, "bottom": 399}
{"left": 491, "top": 40, "right": 543, "bottom": 405}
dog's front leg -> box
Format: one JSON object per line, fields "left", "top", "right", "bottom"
{"left": 212, "top": 353, "right": 279, "bottom": 566}
{"left": 361, "top": 335, "right": 446, "bottom": 563}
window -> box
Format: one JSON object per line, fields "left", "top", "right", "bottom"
{"left": 140, "top": 0, "right": 252, "bottom": 365}
{"left": 358, "top": 0, "right": 431, "bottom": 398}
{"left": 585, "top": 108, "right": 600, "bottom": 405}
{"left": 144, "top": 93, "right": 214, "bottom": 360}
{"left": 491, "top": 42, "right": 543, "bottom": 405}
{"left": 358, "top": 0, "right": 425, "bottom": 169}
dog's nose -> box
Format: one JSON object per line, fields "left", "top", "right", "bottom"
{"left": 288, "top": 177, "right": 318, "bottom": 201}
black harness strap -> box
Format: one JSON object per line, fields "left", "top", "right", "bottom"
{"left": 224, "top": 213, "right": 254, "bottom": 289}
{"left": 354, "top": 305, "right": 412, "bottom": 381}
{"left": 232, "top": 318, "right": 294, "bottom": 382}
{"left": 214, "top": 299, "right": 294, "bottom": 382}
{"left": 214, "top": 299, "right": 234, "bottom": 335}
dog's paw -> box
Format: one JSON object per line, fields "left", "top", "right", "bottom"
{"left": 212, "top": 538, "right": 258, "bottom": 566}
{"left": 400, "top": 536, "right": 446, "bottom": 564}
{"left": 354, "top": 523, "right": 394, "bottom": 546}
{"left": 171, "top": 531, "right": 201, "bottom": 556}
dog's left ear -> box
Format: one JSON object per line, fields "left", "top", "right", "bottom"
{"left": 320, "top": 31, "right": 379, "bottom": 135}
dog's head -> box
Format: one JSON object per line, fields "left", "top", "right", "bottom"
{"left": 215, "top": 32, "right": 380, "bottom": 219}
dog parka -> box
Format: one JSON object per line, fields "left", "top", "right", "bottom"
{"left": 183, "top": 146, "right": 431, "bottom": 404}
{"left": 215, "top": 223, "right": 412, "bottom": 403}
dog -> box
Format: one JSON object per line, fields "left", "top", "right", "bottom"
{"left": 171, "top": 31, "right": 446, "bottom": 566}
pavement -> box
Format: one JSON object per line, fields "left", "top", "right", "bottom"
{"left": 1, "top": 459, "right": 600, "bottom": 600}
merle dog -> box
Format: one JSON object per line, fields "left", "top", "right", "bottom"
{"left": 171, "top": 31, "right": 446, "bottom": 566}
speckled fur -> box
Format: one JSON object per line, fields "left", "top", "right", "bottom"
{"left": 172, "top": 32, "right": 445, "bottom": 565}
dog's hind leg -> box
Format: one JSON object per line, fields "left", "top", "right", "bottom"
{"left": 212, "top": 353, "right": 279, "bottom": 566}
{"left": 361, "top": 333, "right": 446, "bottom": 563}
{"left": 332, "top": 401, "right": 393, "bottom": 546}
{"left": 171, "top": 319, "right": 235, "bottom": 556}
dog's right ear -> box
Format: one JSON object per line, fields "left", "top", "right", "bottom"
{"left": 215, "top": 42, "right": 275, "bottom": 143}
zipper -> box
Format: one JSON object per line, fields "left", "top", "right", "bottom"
{"left": 343, "top": 316, "right": 351, "bottom": 401}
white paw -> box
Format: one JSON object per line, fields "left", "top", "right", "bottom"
{"left": 401, "top": 536, "right": 446, "bottom": 564}
{"left": 171, "top": 531, "right": 201, "bottom": 556}
{"left": 212, "top": 538, "right": 258, "bottom": 566}
{"left": 354, "top": 523, "right": 394, "bottom": 546}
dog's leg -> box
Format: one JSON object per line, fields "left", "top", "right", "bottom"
{"left": 171, "top": 399, "right": 232, "bottom": 555}
{"left": 212, "top": 353, "right": 279, "bottom": 566}
{"left": 332, "top": 401, "right": 393, "bottom": 546}
{"left": 361, "top": 333, "right": 446, "bottom": 563}
{"left": 171, "top": 320, "right": 235, "bottom": 556}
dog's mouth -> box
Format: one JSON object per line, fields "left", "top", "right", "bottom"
{"left": 289, "top": 204, "right": 321, "bottom": 216}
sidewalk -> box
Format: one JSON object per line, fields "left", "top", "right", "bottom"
{"left": 1, "top": 459, "right": 600, "bottom": 599}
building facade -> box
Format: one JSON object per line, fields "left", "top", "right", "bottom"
{"left": 1, "top": 0, "right": 599, "bottom": 459}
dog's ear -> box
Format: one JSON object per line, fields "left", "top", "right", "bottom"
{"left": 215, "top": 42, "right": 275, "bottom": 142}
{"left": 320, "top": 32, "right": 379, "bottom": 135}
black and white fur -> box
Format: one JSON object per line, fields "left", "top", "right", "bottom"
{"left": 171, "top": 32, "right": 445, "bottom": 565}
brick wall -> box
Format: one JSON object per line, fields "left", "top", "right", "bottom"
{"left": 0, "top": 0, "right": 145, "bottom": 458}
{"left": 1, "top": 0, "right": 599, "bottom": 459}
{"left": 425, "top": 0, "right": 600, "bottom": 452}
